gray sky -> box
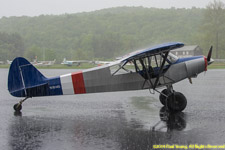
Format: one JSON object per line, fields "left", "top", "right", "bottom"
{"left": 0, "top": 0, "right": 217, "bottom": 18}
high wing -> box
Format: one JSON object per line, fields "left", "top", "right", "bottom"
{"left": 106, "top": 42, "right": 184, "bottom": 75}
{"left": 119, "top": 42, "right": 184, "bottom": 63}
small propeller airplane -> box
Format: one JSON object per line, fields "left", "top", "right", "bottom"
{"left": 8, "top": 42, "right": 214, "bottom": 112}
{"left": 32, "top": 59, "right": 56, "bottom": 66}
{"left": 61, "top": 58, "right": 92, "bottom": 66}
{"left": 94, "top": 60, "right": 114, "bottom": 66}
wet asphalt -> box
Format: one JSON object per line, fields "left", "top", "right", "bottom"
{"left": 1, "top": 68, "right": 225, "bottom": 150}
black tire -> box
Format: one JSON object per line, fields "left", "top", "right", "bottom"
{"left": 159, "top": 89, "right": 171, "bottom": 105}
{"left": 167, "top": 92, "right": 187, "bottom": 112}
{"left": 13, "top": 103, "right": 22, "bottom": 112}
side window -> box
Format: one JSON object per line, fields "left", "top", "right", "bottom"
{"left": 150, "top": 54, "right": 169, "bottom": 68}
{"left": 133, "top": 55, "right": 165, "bottom": 72}
{"left": 133, "top": 53, "right": 172, "bottom": 79}
{"left": 123, "top": 61, "right": 136, "bottom": 73}
{"left": 151, "top": 55, "right": 159, "bottom": 68}
{"left": 110, "top": 62, "right": 135, "bottom": 75}
{"left": 110, "top": 65, "right": 125, "bottom": 75}
{"left": 134, "top": 59, "right": 144, "bottom": 71}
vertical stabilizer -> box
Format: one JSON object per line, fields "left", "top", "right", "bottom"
{"left": 8, "top": 57, "right": 47, "bottom": 97}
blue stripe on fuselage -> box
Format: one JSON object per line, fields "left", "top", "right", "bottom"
{"left": 46, "top": 77, "right": 63, "bottom": 96}
{"left": 174, "top": 56, "right": 203, "bottom": 64}
{"left": 11, "top": 77, "right": 63, "bottom": 97}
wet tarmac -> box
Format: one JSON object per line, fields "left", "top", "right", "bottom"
{"left": 1, "top": 68, "right": 225, "bottom": 150}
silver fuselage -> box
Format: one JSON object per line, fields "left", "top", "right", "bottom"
{"left": 60, "top": 56, "right": 206, "bottom": 95}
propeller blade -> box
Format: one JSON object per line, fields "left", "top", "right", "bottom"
{"left": 207, "top": 46, "right": 213, "bottom": 62}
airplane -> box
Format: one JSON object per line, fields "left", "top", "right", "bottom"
{"left": 7, "top": 60, "right": 12, "bottom": 65}
{"left": 8, "top": 42, "right": 214, "bottom": 112}
{"left": 61, "top": 58, "right": 92, "bottom": 66}
{"left": 32, "top": 59, "right": 56, "bottom": 66}
{"left": 94, "top": 60, "right": 114, "bottom": 66}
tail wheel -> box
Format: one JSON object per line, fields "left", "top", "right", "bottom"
{"left": 167, "top": 92, "right": 187, "bottom": 112}
{"left": 159, "top": 89, "right": 171, "bottom": 106}
{"left": 13, "top": 103, "right": 22, "bottom": 112}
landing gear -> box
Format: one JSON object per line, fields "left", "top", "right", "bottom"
{"left": 13, "top": 97, "right": 29, "bottom": 112}
{"left": 159, "top": 87, "right": 187, "bottom": 112}
{"left": 13, "top": 103, "right": 22, "bottom": 112}
{"left": 159, "top": 89, "right": 170, "bottom": 106}
{"left": 167, "top": 92, "right": 187, "bottom": 112}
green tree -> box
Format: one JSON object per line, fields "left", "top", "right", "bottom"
{"left": 201, "top": 0, "right": 225, "bottom": 58}
{"left": 0, "top": 32, "right": 25, "bottom": 61}
{"left": 74, "top": 48, "right": 88, "bottom": 60}
{"left": 45, "top": 48, "right": 56, "bottom": 61}
{"left": 25, "top": 45, "right": 42, "bottom": 61}
{"left": 0, "top": 7, "right": 209, "bottom": 60}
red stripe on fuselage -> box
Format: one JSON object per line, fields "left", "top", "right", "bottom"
{"left": 71, "top": 71, "right": 86, "bottom": 94}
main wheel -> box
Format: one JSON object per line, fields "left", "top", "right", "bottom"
{"left": 13, "top": 103, "right": 22, "bottom": 112}
{"left": 159, "top": 89, "right": 171, "bottom": 105}
{"left": 167, "top": 92, "right": 187, "bottom": 112}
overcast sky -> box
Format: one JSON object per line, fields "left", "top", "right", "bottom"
{"left": 0, "top": 0, "right": 217, "bottom": 18}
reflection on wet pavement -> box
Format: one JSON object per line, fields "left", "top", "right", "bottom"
{"left": 10, "top": 109, "right": 123, "bottom": 150}
{"left": 151, "top": 107, "right": 186, "bottom": 139}
{"left": 9, "top": 97, "right": 190, "bottom": 150}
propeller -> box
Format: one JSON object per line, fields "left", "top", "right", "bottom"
{"left": 207, "top": 46, "right": 213, "bottom": 64}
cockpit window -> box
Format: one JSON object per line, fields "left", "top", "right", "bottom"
{"left": 110, "top": 52, "right": 178, "bottom": 76}
{"left": 110, "top": 62, "right": 135, "bottom": 75}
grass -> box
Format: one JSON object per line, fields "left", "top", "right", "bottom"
{"left": 207, "top": 62, "right": 225, "bottom": 69}
{"left": 0, "top": 64, "right": 10, "bottom": 68}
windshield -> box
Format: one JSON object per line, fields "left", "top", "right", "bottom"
{"left": 168, "top": 53, "right": 178, "bottom": 63}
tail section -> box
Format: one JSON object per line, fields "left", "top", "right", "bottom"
{"left": 8, "top": 57, "right": 63, "bottom": 97}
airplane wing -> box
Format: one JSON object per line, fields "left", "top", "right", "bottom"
{"left": 120, "top": 42, "right": 184, "bottom": 63}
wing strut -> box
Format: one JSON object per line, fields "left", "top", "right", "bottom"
{"left": 153, "top": 52, "right": 169, "bottom": 89}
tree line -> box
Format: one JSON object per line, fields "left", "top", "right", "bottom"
{"left": 0, "top": 1, "right": 224, "bottom": 62}
{"left": 0, "top": 32, "right": 25, "bottom": 61}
